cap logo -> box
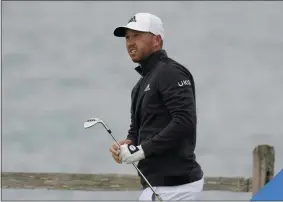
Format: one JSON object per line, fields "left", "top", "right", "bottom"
{"left": 128, "top": 16, "right": 136, "bottom": 23}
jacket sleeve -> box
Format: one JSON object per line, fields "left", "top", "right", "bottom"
{"left": 126, "top": 105, "right": 138, "bottom": 145}
{"left": 141, "top": 64, "right": 196, "bottom": 157}
{"left": 126, "top": 86, "right": 138, "bottom": 145}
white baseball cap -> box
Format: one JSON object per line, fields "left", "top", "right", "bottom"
{"left": 113, "top": 13, "right": 164, "bottom": 40}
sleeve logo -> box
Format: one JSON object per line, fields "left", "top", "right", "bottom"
{"left": 178, "top": 80, "right": 191, "bottom": 87}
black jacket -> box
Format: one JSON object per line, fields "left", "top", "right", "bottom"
{"left": 126, "top": 50, "right": 203, "bottom": 188}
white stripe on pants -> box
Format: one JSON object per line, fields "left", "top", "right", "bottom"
{"left": 139, "top": 177, "right": 204, "bottom": 201}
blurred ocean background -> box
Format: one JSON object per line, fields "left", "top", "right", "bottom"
{"left": 2, "top": 1, "right": 283, "bottom": 201}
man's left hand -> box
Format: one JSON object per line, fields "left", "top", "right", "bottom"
{"left": 119, "top": 144, "right": 145, "bottom": 164}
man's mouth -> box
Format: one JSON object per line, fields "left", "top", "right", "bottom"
{"left": 129, "top": 49, "right": 137, "bottom": 54}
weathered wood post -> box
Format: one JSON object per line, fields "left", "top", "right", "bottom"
{"left": 252, "top": 144, "right": 275, "bottom": 196}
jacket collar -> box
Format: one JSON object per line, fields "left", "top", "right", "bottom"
{"left": 134, "top": 49, "right": 168, "bottom": 77}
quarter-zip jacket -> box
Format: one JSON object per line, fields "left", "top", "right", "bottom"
{"left": 127, "top": 50, "right": 203, "bottom": 188}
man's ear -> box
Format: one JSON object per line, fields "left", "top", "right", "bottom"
{"left": 154, "top": 35, "right": 162, "bottom": 48}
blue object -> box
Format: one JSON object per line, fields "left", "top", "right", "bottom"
{"left": 251, "top": 169, "right": 283, "bottom": 201}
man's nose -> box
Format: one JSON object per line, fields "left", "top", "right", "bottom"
{"left": 127, "top": 40, "right": 135, "bottom": 48}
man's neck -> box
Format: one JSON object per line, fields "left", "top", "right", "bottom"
{"left": 134, "top": 49, "right": 167, "bottom": 77}
{"left": 138, "top": 49, "right": 161, "bottom": 66}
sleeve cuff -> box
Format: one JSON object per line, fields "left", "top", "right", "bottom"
{"left": 141, "top": 141, "right": 152, "bottom": 158}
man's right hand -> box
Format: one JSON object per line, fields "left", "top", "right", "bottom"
{"left": 109, "top": 139, "right": 132, "bottom": 164}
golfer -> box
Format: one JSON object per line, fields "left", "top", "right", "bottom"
{"left": 109, "top": 13, "right": 204, "bottom": 201}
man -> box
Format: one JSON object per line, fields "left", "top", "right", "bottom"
{"left": 109, "top": 13, "right": 204, "bottom": 201}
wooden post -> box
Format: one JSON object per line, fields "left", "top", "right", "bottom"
{"left": 252, "top": 144, "right": 275, "bottom": 196}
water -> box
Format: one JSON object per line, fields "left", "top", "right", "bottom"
{"left": 2, "top": 1, "right": 283, "bottom": 200}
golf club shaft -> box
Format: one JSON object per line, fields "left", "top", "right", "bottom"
{"left": 102, "top": 124, "right": 162, "bottom": 201}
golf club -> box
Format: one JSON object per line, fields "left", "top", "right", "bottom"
{"left": 84, "top": 117, "right": 163, "bottom": 201}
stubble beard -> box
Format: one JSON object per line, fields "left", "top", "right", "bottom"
{"left": 134, "top": 46, "right": 154, "bottom": 63}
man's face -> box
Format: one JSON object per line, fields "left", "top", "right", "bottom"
{"left": 125, "top": 29, "right": 158, "bottom": 63}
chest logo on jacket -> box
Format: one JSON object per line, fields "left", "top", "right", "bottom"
{"left": 144, "top": 84, "right": 151, "bottom": 92}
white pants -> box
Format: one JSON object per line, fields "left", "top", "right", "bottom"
{"left": 139, "top": 177, "right": 204, "bottom": 201}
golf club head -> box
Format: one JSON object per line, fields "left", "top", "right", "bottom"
{"left": 84, "top": 117, "right": 102, "bottom": 129}
{"left": 83, "top": 117, "right": 159, "bottom": 200}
